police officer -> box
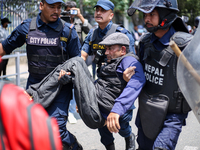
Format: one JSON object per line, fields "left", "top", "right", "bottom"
{"left": 126, "top": 0, "right": 192, "bottom": 149}
{"left": 63, "top": 1, "right": 92, "bottom": 44}
{"left": 81, "top": 0, "right": 135, "bottom": 73}
{"left": 63, "top": 1, "right": 93, "bottom": 124}
{"left": 0, "top": 0, "right": 82, "bottom": 149}
{"left": 193, "top": 16, "right": 200, "bottom": 35}
{"left": 0, "top": 18, "right": 11, "bottom": 80}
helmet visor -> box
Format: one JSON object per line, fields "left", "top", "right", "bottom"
{"left": 127, "top": 0, "right": 160, "bottom": 16}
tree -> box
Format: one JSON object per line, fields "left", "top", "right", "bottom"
{"left": 178, "top": 0, "right": 200, "bottom": 26}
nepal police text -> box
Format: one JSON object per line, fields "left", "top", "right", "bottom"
{"left": 144, "top": 63, "right": 164, "bottom": 86}
{"left": 30, "top": 37, "right": 58, "bottom": 45}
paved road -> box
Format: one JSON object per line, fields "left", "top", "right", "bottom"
{"left": 5, "top": 62, "right": 200, "bottom": 150}
{"left": 67, "top": 102, "right": 200, "bottom": 150}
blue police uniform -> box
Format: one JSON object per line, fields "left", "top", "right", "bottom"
{"left": 136, "top": 26, "right": 188, "bottom": 150}
{"left": 81, "top": 21, "right": 135, "bottom": 55}
{"left": 98, "top": 55, "right": 146, "bottom": 146}
{"left": 1, "top": 13, "right": 81, "bottom": 148}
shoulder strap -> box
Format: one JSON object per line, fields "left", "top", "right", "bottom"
{"left": 60, "top": 20, "right": 74, "bottom": 62}
{"left": 60, "top": 19, "right": 74, "bottom": 44}
{"left": 90, "top": 28, "right": 98, "bottom": 43}
{"left": 91, "top": 23, "right": 119, "bottom": 42}
{"left": 29, "top": 17, "right": 37, "bottom": 31}
{"left": 27, "top": 103, "right": 35, "bottom": 150}
{"left": 103, "top": 23, "right": 119, "bottom": 40}
{"left": 46, "top": 117, "right": 56, "bottom": 150}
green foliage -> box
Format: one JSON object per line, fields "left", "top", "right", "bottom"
{"left": 177, "top": 0, "right": 200, "bottom": 26}
{"left": 2, "top": 0, "right": 200, "bottom": 26}
{"left": 65, "top": 0, "right": 129, "bottom": 15}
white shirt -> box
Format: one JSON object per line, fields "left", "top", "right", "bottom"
{"left": 0, "top": 26, "right": 9, "bottom": 43}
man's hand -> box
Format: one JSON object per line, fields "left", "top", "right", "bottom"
{"left": 123, "top": 66, "right": 136, "bottom": 82}
{"left": 106, "top": 112, "right": 120, "bottom": 133}
{"left": 58, "top": 69, "right": 71, "bottom": 80}
{"left": 71, "top": 8, "right": 85, "bottom": 24}
{"left": 71, "top": 8, "right": 81, "bottom": 17}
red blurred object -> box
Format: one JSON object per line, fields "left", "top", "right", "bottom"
{"left": 0, "top": 83, "right": 62, "bottom": 150}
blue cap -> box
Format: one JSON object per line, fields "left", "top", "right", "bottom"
{"left": 94, "top": 0, "right": 114, "bottom": 11}
{"left": 45, "top": 0, "right": 64, "bottom": 4}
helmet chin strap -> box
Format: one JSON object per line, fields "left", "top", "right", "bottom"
{"left": 145, "top": 18, "right": 168, "bottom": 33}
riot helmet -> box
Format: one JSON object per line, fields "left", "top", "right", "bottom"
{"left": 127, "top": 0, "right": 182, "bottom": 33}
{"left": 194, "top": 16, "right": 200, "bottom": 28}
{"left": 128, "top": 0, "right": 179, "bottom": 16}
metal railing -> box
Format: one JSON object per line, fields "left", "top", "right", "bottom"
{"left": 1, "top": 52, "right": 28, "bottom": 87}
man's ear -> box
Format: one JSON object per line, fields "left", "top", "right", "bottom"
{"left": 39, "top": 2, "right": 44, "bottom": 11}
{"left": 109, "top": 11, "right": 114, "bottom": 20}
{"left": 121, "top": 46, "right": 126, "bottom": 55}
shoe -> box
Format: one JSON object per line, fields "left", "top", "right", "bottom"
{"left": 62, "top": 135, "right": 83, "bottom": 150}
{"left": 3, "top": 77, "right": 10, "bottom": 81}
{"left": 68, "top": 112, "right": 77, "bottom": 124}
{"left": 105, "top": 143, "right": 115, "bottom": 150}
{"left": 125, "top": 132, "right": 135, "bottom": 150}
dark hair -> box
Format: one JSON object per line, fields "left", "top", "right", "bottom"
{"left": 118, "top": 45, "right": 129, "bottom": 53}
{"left": 65, "top": 1, "right": 77, "bottom": 9}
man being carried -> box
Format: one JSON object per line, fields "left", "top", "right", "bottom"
{"left": 27, "top": 32, "right": 146, "bottom": 150}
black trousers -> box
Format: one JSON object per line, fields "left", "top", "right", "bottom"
{"left": 0, "top": 59, "right": 8, "bottom": 76}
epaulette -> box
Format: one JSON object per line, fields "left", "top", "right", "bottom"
{"left": 139, "top": 32, "right": 152, "bottom": 43}
{"left": 170, "top": 31, "right": 193, "bottom": 49}
{"left": 116, "top": 26, "right": 128, "bottom": 34}
{"left": 21, "top": 18, "right": 31, "bottom": 25}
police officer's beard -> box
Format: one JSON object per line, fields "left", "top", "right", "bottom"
{"left": 144, "top": 23, "right": 159, "bottom": 33}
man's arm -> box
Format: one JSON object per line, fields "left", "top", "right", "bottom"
{"left": 72, "top": 8, "right": 92, "bottom": 34}
{"left": 81, "top": 19, "right": 93, "bottom": 34}
{"left": 64, "top": 25, "right": 82, "bottom": 58}
{"left": 81, "top": 29, "right": 93, "bottom": 61}
{"left": 0, "top": 20, "right": 30, "bottom": 56}
{"left": 81, "top": 50, "right": 88, "bottom": 61}
{"left": 106, "top": 56, "right": 146, "bottom": 133}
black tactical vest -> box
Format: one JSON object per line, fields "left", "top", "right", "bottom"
{"left": 27, "top": 17, "right": 67, "bottom": 79}
{"left": 90, "top": 24, "right": 119, "bottom": 53}
{"left": 95, "top": 52, "right": 139, "bottom": 113}
{"left": 140, "top": 32, "right": 193, "bottom": 113}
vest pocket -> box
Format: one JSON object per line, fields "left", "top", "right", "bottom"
{"left": 139, "top": 90, "right": 169, "bottom": 140}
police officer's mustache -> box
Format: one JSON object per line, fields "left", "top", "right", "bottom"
{"left": 51, "top": 14, "right": 59, "bottom": 17}
{"left": 95, "top": 16, "right": 103, "bottom": 19}
{"left": 145, "top": 22, "right": 154, "bottom": 28}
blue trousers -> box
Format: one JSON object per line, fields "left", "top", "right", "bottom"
{"left": 136, "top": 112, "right": 188, "bottom": 150}
{"left": 26, "top": 75, "right": 78, "bottom": 148}
{"left": 98, "top": 109, "right": 133, "bottom": 146}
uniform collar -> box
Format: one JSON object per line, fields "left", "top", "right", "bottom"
{"left": 151, "top": 26, "right": 176, "bottom": 46}
{"left": 98, "top": 21, "right": 113, "bottom": 37}
{"left": 37, "top": 13, "right": 60, "bottom": 30}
